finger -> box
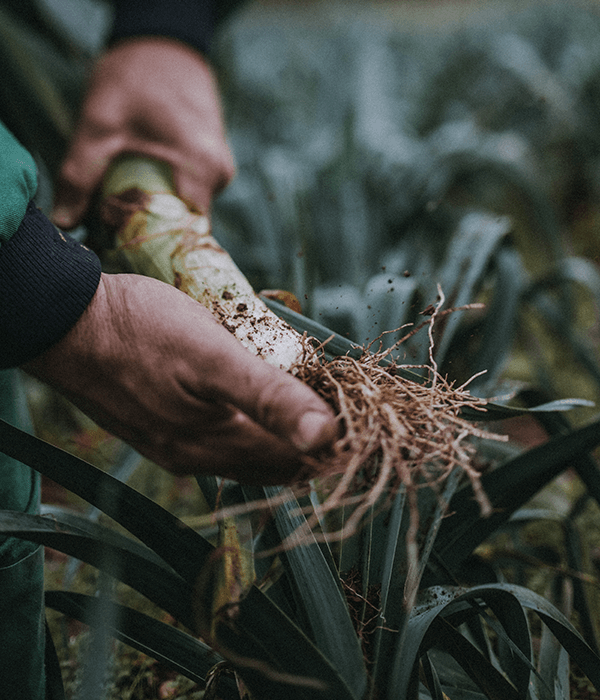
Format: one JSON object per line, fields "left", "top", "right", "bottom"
{"left": 250, "top": 369, "right": 340, "bottom": 454}
{"left": 171, "top": 150, "right": 236, "bottom": 213}
{"left": 136, "top": 414, "right": 318, "bottom": 484}
{"left": 182, "top": 330, "right": 339, "bottom": 455}
{"left": 52, "top": 133, "right": 124, "bottom": 229}
{"left": 68, "top": 383, "right": 317, "bottom": 484}
{"left": 148, "top": 288, "right": 341, "bottom": 454}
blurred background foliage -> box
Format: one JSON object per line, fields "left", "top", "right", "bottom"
{"left": 207, "top": 0, "right": 600, "bottom": 411}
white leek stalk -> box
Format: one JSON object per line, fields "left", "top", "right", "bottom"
{"left": 101, "top": 156, "right": 305, "bottom": 370}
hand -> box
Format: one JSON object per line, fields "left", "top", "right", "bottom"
{"left": 52, "top": 37, "right": 235, "bottom": 229}
{"left": 23, "top": 274, "right": 338, "bottom": 484}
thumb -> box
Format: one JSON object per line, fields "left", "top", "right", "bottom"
{"left": 171, "top": 154, "right": 236, "bottom": 214}
{"left": 52, "top": 178, "right": 92, "bottom": 230}
{"left": 207, "top": 340, "right": 339, "bottom": 455}
{"left": 255, "top": 381, "right": 340, "bottom": 456}
{"left": 289, "top": 408, "right": 340, "bottom": 454}
{"left": 52, "top": 139, "right": 121, "bottom": 229}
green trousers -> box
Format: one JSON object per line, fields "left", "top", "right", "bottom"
{"left": 0, "top": 370, "right": 45, "bottom": 698}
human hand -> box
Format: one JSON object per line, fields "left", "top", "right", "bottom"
{"left": 52, "top": 37, "right": 235, "bottom": 229}
{"left": 22, "top": 274, "right": 338, "bottom": 484}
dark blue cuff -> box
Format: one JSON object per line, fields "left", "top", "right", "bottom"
{"left": 110, "top": 0, "right": 218, "bottom": 56}
{"left": 0, "top": 202, "right": 102, "bottom": 369}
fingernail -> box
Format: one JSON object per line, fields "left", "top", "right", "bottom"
{"left": 292, "top": 411, "right": 331, "bottom": 452}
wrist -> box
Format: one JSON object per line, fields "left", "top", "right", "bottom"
{"left": 22, "top": 273, "right": 109, "bottom": 385}
{"left": 0, "top": 204, "right": 101, "bottom": 370}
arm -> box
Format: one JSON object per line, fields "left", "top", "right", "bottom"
{"left": 1, "top": 2, "right": 338, "bottom": 483}
{"left": 0, "top": 139, "right": 335, "bottom": 482}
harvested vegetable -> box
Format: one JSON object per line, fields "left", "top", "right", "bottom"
{"left": 99, "top": 156, "right": 503, "bottom": 551}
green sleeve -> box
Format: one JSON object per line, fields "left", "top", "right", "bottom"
{"left": 0, "top": 122, "right": 38, "bottom": 247}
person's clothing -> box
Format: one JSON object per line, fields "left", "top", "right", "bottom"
{"left": 111, "top": 0, "right": 218, "bottom": 55}
{"left": 0, "top": 2, "right": 241, "bottom": 698}
{"left": 0, "top": 547, "right": 46, "bottom": 698}
{"left": 0, "top": 9, "right": 102, "bottom": 691}
{"left": 0, "top": 123, "right": 37, "bottom": 246}
{"left": 0, "top": 125, "right": 103, "bottom": 369}
{"left": 110, "top": 0, "right": 241, "bottom": 55}
{"left": 0, "top": 369, "right": 45, "bottom": 700}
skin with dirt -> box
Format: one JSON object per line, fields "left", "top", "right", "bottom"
{"left": 100, "top": 187, "right": 306, "bottom": 370}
